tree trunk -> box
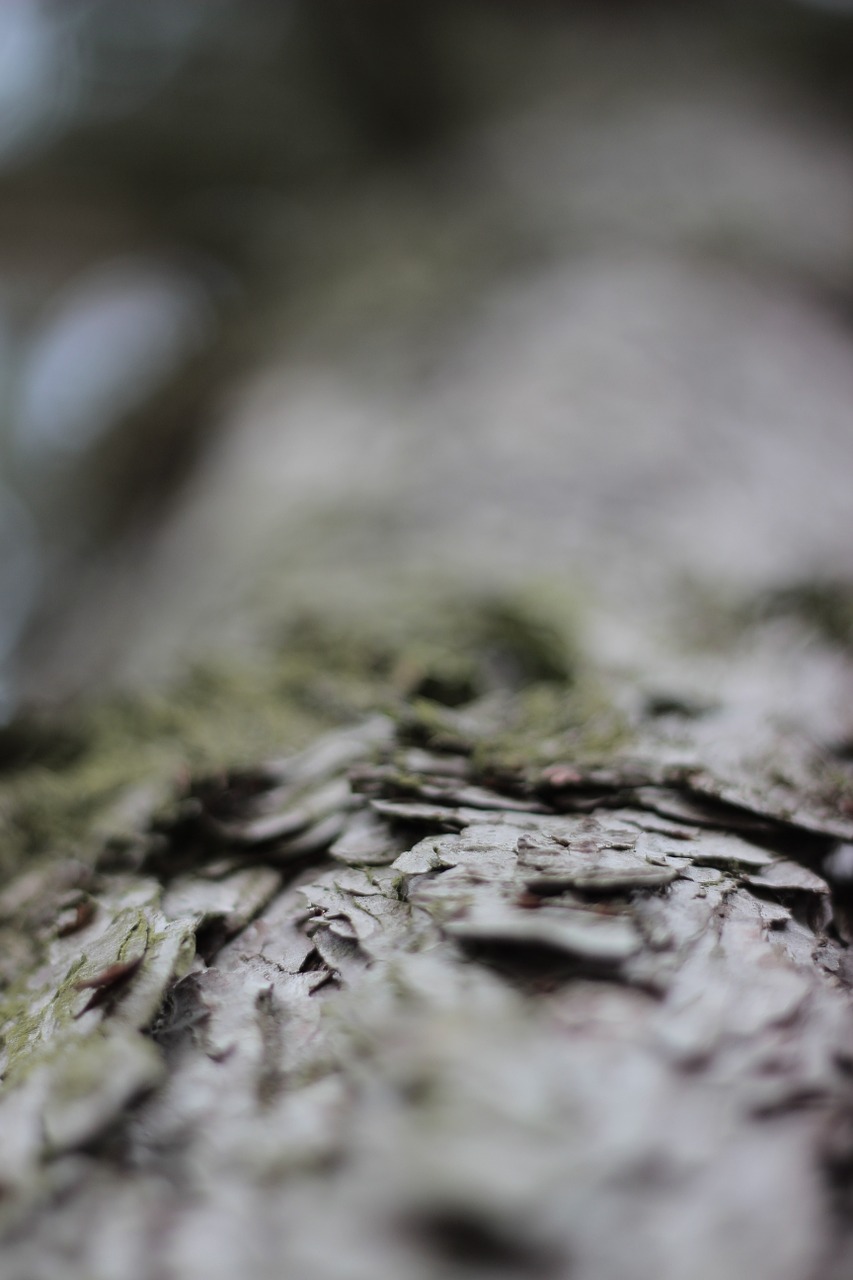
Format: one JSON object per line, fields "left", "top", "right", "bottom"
{"left": 1, "top": 10, "right": 853, "bottom": 1277}
{"left": 1, "top": 604, "right": 853, "bottom": 1280}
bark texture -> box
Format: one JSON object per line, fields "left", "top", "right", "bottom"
{"left": 2, "top": 652, "right": 853, "bottom": 1280}
{"left": 2, "top": 8, "right": 853, "bottom": 1277}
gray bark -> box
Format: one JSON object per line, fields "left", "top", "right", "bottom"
{"left": 1, "top": 9, "right": 853, "bottom": 1279}
{"left": 1, "top": 646, "right": 853, "bottom": 1280}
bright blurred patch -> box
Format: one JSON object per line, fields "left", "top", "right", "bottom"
{"left": 17, "top": 259, "right": 216, "bottom": 460}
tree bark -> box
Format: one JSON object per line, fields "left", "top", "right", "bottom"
{"left": 1, "top": 11, "right": 853, "bottom": 1275}
{"left": 1, "top": 621, "right": 852, "bottom": 1280}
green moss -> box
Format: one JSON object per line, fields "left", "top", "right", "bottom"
{"left": 0, "top": 958, "right": 85, "bottom": 1087}
{"left": 674, "top": 577, "right": 853, "bottom": 656}
{"left": 461, "top": 591, "right": 578, "bottom": 686}
{"left": 390, "top": 585, "right": 579, "bottom": 702}
{"left": 470, "top": 677, "right": 632, "bottom": 776}
{"left": 0, "top": 637, "right": 369, "bottom": 882}
{"left": 0, "top": 904, "right": 183, "bottom": 1088}
{"left": 0, "top": 988, "right": 50, "bottom": 1084}
{"left": 753, "top": 580, "right": 853, "bottom": 650}
{"left": 0, "top": 584, "right": 588, "bottom": 884}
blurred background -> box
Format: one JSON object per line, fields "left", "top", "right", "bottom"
{"left": 1, "top": 0, "right": 853, "bottom": 713}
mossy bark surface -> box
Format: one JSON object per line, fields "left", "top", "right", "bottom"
{"left": 2, "top": 10, "right": 853, "bottom": 1276}
{"left": 1, "top": 594, "right": 853, "bottom": 1280}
